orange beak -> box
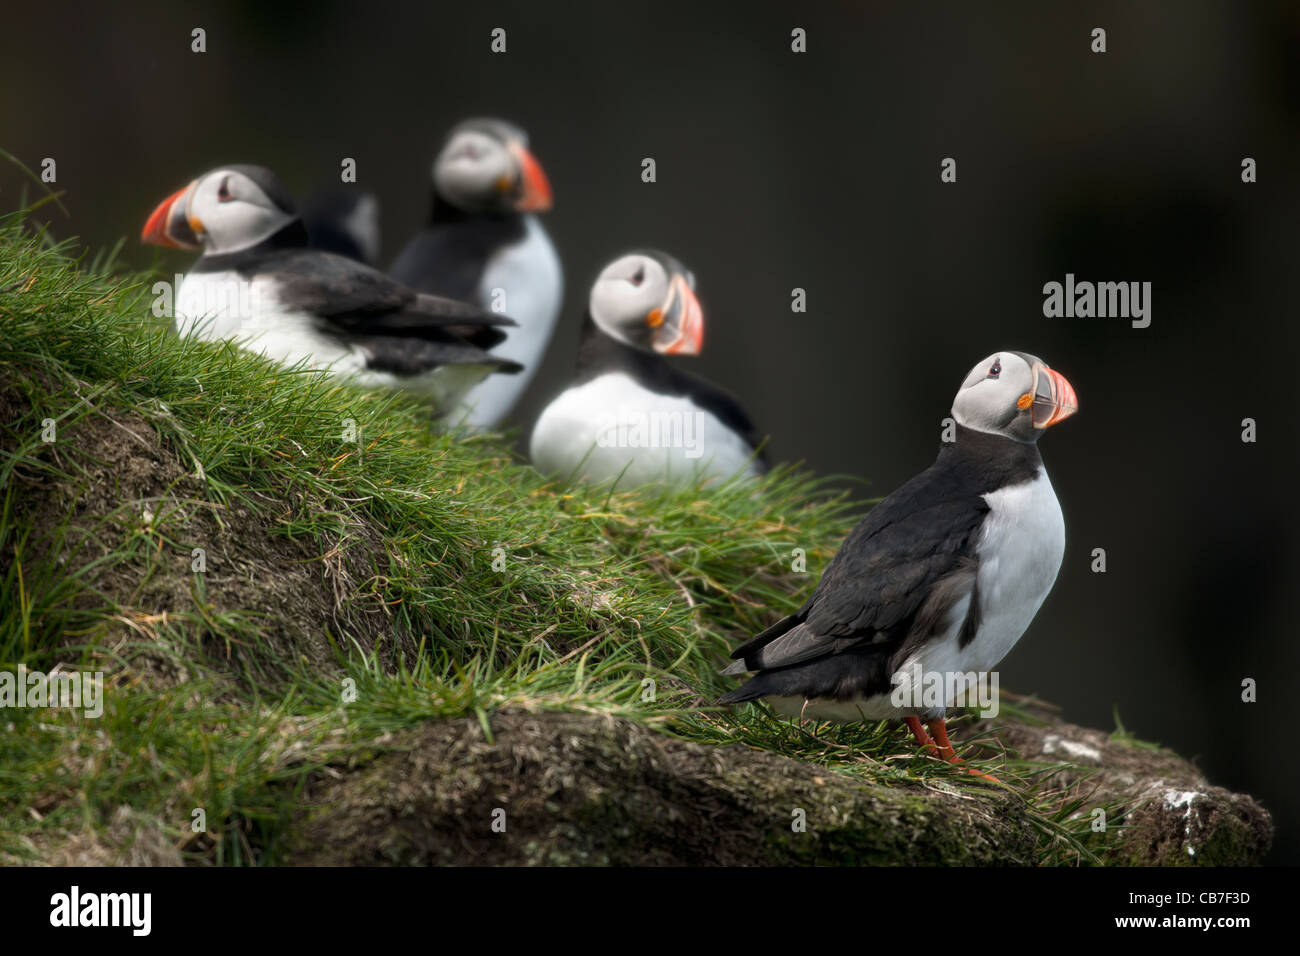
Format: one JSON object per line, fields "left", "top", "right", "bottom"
{"left": 654, "top": 274, "right": 705, "bottom": 356}
{"left": 507, "top": 141, "right": 553, "bottom": 212}
{"left": 1031, "top": 364, "right": 1078, "bottom": 428}
{"left": 141, "top": 182, "right": 201, "bottom": 249}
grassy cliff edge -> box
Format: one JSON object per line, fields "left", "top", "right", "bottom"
{"left": 0, "top": 216, "right": 1271, "bottom": 866}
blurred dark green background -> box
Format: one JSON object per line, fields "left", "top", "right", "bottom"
{"left": 3, "top": 0, "right": 1297, "bottom": 863}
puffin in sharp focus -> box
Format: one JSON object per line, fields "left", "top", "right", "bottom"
{"left": 388, "top": 118, "right": 563, "bottom": 428}
{"left": 719, "top": 351, "right": 1078, "bottom": 776}
{"left": 141, "top": 164, "right": 520, "bottom": 413}
{"left": 529, "top": 250, "right": 766, "bottom": 488}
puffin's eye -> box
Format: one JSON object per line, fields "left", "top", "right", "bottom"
{"left": 630, "top": 266, "right": 645, "bottom": 287}
{"left": 988, "top": 361, "right": 1002, "bottom": 379}
{"left": 217, "top": 177, "right": 233, "bottom": 202}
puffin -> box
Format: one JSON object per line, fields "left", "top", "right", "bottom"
{"left": 529, "top": 250, "right": 766, "bottom": 488}
{"left": 719, "top": 351, "right": 1078, "bottom": 775}
{"left": 388, "top": 118, "right": 562, "bottom": 428}
{"left": 141, "top": 164, "right": 520, "bottom": 414}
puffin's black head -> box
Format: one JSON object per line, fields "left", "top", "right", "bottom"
{"left": 142, "top": 164, "right": 300, "bottom": 254}
{"left": 432, "top": 117, "right": 552, "bottom": 215}
{"left": 588, "top": 250, "right": 703, "bottom": 356}
{"left": 951, "top": 350, "right": 1078, "bottom": 443}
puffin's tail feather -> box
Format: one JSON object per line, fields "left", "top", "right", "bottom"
{"left": 716, "top": 676, "right": 769, "bottom": 706}
{"left": 726, "top": 611, "right": 802, "bottom": 664}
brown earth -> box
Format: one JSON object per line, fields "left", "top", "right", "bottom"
{"left": 278, "top": 707, "right": 1272, "bottom": 866}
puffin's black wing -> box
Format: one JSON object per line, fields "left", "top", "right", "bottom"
{"left": 389, "top": 217, "right": 526, "bottom": 301}
{"left": 356, "top": 335, "right": 521, "bottom": 376}
{"left": 266, "top": 249, "right": 516, "bottom": 351}
{"left": 719, "top": 462, "right": 989, "bottom": 700}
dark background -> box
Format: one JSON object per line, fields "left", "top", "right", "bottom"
{"left": 3, "top": 1, "right": 1297, "bottom": 863}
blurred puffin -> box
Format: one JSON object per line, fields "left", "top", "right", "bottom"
{"left": 530, "top": 250, "right": 766, "bottom": 488}
{"left": 389, "top": 118, "right": 562, "bottom": 428}
{"left": 141, "top": 164, "right": 520, "bottom": 413}
{"left": 720, "top": 351, "right": 1078, "bottom": 777}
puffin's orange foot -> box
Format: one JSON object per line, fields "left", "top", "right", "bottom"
{"left": 926, "top": 718, "right": 1000, "bottom": 783}
{"left": 904, "top": 716, "right": 938, "bottom": 755}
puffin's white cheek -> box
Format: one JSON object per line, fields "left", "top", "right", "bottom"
{"left": 590, "top": 282, "right": 626, "bottom": 321}
{"left": 440, "top": 152, "right": 511, "bottom": 202}
{"left": 436, "top": 164, "right": 482, "bottom": 200}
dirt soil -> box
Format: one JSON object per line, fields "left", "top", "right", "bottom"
{"left": 0, "top": 373, "right": 413, "bottom": 689}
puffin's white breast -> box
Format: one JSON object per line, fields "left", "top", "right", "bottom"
{"left": 529, "top": 371, "right": 760, "bottom": 489}
{"left": 963, "top": 465, "right": 1066, "bottom": 671}
{"left": 455, "top": 215, "right": 563, "bottom": 427}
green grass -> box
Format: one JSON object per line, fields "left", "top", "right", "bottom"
{"left": 0, "top": 208, "right": 1129, "bottom": 866}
